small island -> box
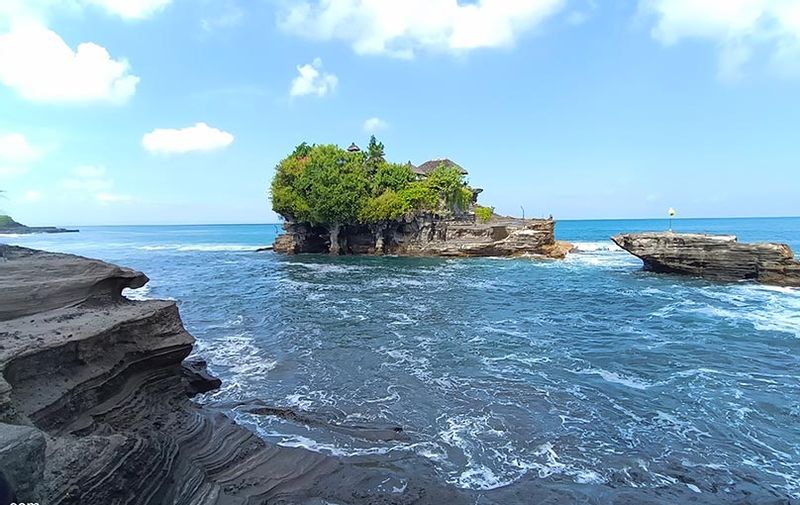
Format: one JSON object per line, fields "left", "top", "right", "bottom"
{"left": 613, "top": 232, "right": 800, "bottom": 287}
{"left": 0, "top": 214, "right": 77, "bottom": 235}
{"left": 270, "top": 138, "right": 571, "bottom": 258}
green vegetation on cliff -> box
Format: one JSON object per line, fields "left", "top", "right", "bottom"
{"left": 271, "top": 138, "right": 476, "bottom": 226}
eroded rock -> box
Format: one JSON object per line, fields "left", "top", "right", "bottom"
{"left": 612, "top": 232, "right": 800, "bottom": 286}
{"left": 274, "top": 215, "right": 573, "bottom": 259}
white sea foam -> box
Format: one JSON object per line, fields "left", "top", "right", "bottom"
{"left": 123, "top": 283, "right": 152, "bottom": 301}
{"left": 570, "top": 241, "right": 623, "bottom": 253}
{"left": 139, "top": 243, "right": 260, "bottom": 252}
{"left": 574, "top": 367, "right": 652, "bottom": 390}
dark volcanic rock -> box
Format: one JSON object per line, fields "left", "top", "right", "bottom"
{"left": 274, "top": 215, "right": 573, "bottom": 259}
{"left": 612, "top": 232, "right": 800, "bottom": 286}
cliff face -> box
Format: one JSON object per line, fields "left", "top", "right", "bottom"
{"left": 612, "top": 232, "right": 800, "bottom": 286}
{"left": 274, "top": 215, "right": 572, "bottom": 259}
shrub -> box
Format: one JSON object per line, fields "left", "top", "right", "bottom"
{"left": 475, "top": 206, "right": 494, "bottom": 222}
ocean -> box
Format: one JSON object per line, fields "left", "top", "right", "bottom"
{"left": 4, "top": 217, "right": 800, "bottom": 500}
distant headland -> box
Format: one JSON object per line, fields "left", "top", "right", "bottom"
{"left": 270, "top": 137, "right": 571, "bottom": 258}
{"left": 0, "top": 215, "right": 78, "bottom": 235}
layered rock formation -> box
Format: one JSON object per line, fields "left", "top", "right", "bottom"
{"left": 0, "top": 215, "right": 77, "bottom": 235}
{"left": 612, "top": 232, "right": 800, "bottom": 286}
{"left": 274, "top": 215, "right": 573, "bottom": 259}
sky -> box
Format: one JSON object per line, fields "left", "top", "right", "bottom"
{"left": 1, "top": 0, "right": 799, "bottom": 226}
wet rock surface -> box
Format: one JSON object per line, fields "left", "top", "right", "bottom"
{"left": 612, "top": 232, "right": 800, "bottom": 286}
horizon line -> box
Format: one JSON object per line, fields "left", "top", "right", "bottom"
{"left": 31, "top": 215, "right": 800, "bottom": 228}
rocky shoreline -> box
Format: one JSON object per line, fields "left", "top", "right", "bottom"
{"left": 0, "top": 215, "right": 77, "bottom": 235}
{"left": 274, "top": 215, "right": 573, "bottom": 259}
{"left": 612, "top": 232, "right": 800, "bottom": 286}
{"left": 0, "top": 244, "right": 743, "bottom": 504}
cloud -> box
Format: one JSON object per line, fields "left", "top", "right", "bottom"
{"left": 0, "top": 166, "right": 29, "bottom": 178}
{"left": 61, "top": 165, "right": 132, "bottom": 203}
{"left": 642, "top": 0, "right": 800, "bottom": 78}
{"left": 0, "top": 132, "right": 42, "bottom": 179}
{"left": 83, "top": 0, "right": 172, "bottom": 20}
{"left": 95, "top": 191, "right": 133, "bottom": 203}
{"left": 63, "top": 165, "right": 113, "bottom": 192}
{"left": 290, "top": 58, "right": 338, "bottom": 97}
{"left": 24, "top": 190, "right": 43, "bottom": 202}
{"left": 0, "top": 133, "right": 42, "bottom": 164}
{"left": 142, "top": 122, "right": 235, "bottom": 154}
{"left": 201, "top": 3, "right": 244, "bottom": 31}
{"left": 279, "top": 0, "right": 566, "bottom": 58}
{"left": 0, "top": 22, "right": 140, "bottom": 103}
{"left": 0, "top": 0, "right": 170, "bottom": 25}
{"left": 363, "top": 117, "right": 389, "bottom": 133}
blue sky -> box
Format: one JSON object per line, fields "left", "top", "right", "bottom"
{"left": 1, "top": 0, "right": 799, "bottom": 226}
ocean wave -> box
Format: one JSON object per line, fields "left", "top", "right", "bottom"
{"left": 570, "top": 241, "right": 624, "bottom": 253}
{"left": 139, "top": 243, "right": 261, "bottom": 252}
{"left": 573, "top": 367, "right": 653, "bottom": 390}
{"left": 123, "top": 284, "right": 152, "bottom": 301}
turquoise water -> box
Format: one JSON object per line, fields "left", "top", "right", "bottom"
{"left": 4, "top": 218, "right": 800, "bottom": 501}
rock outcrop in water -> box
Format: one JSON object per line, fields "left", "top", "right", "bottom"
{"left": 274, "top": 215, "right": 573, "bottom": 259}
{"left": 0, "top": 215, "right": 77, "bottom": 235}
{"left": 612, "top": 232, "right": 800, "bottom": 286}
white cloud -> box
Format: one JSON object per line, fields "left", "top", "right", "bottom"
{"left": 290, "top": 58, "right": 338, "bottom": 97}
{"left": 72, "top": 165, "right": 106, "bottom": 178}
{"left": 0, "top": 22, "right": 140, "bottom": 103}
{"left": 63, "top": 165, "right": 113, "bottom": 191}
{"left": 0, "top": 166, "right": 29, "bottom": 178}
{"left": 83, "top": 0, "right": 172, "bottom": 20}
{"left": 279, "top": 0, "right": 566, "bottom": 58}
{"left": 24, "top": 190, "right": 43, "bottom": 202}
{"left": 142, "top": 122, "right": 235, "bottom": 154}
{"left": 96, "top": 191, "right": 133, "bottom": 203}
{"left": 0, "top": 0, "right": 170, "bottom": 25}
{"left": 201, "top": 3, "right": 244, "bottom": 31}
{"left": 0, "top": 133, "right": 42, "bottom": 164}
{"left": 60, "top": 165, "right": 132, "bottom": 203}
{"left": 642, "top": 0, "right": 800, "bottom": 78}
{"left": 363, "top": 117, "right": 389, "bottom": 133}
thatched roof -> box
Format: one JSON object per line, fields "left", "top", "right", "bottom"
{"left": 413, "top": 158, "right": 468, "bottom": 176}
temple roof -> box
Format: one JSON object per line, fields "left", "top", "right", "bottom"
{"left": 413, "top": 158, "right": 468, "bottom": 176}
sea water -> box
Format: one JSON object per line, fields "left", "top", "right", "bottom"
{"left": 4, "top": 217, "right": 800, "bottom": 500}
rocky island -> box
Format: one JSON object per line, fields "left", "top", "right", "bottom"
{"left": 0, "top": 214, "right": 77, "bottom": 235}
{"left": 271, "top": 139, "right": 571, "bottom": 258}
{"left": 612, "top": 232, "right": 800, "bottom": 287}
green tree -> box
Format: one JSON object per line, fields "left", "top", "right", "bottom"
{"left": 366, "top": 135, "right": 385, "bottom": 174}
{"left": 424, "top": 165, "right": 472, "bottom": 212}
{"left": 372, "top": 162, "right": 414, "bottom": 196}
{"left": 359, "top": 190, "right": 410, "bottom": 223}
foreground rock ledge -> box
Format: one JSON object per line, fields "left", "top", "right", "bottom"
{"left": 274, "top": 215, "right": 573, "bottom": 259}
{"left": 612, "top": 232, "right": 800, "bottom": 286}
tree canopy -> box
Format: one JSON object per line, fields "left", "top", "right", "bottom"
{"left": 270, "top": 141, "right": 476, "bottom": 225}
